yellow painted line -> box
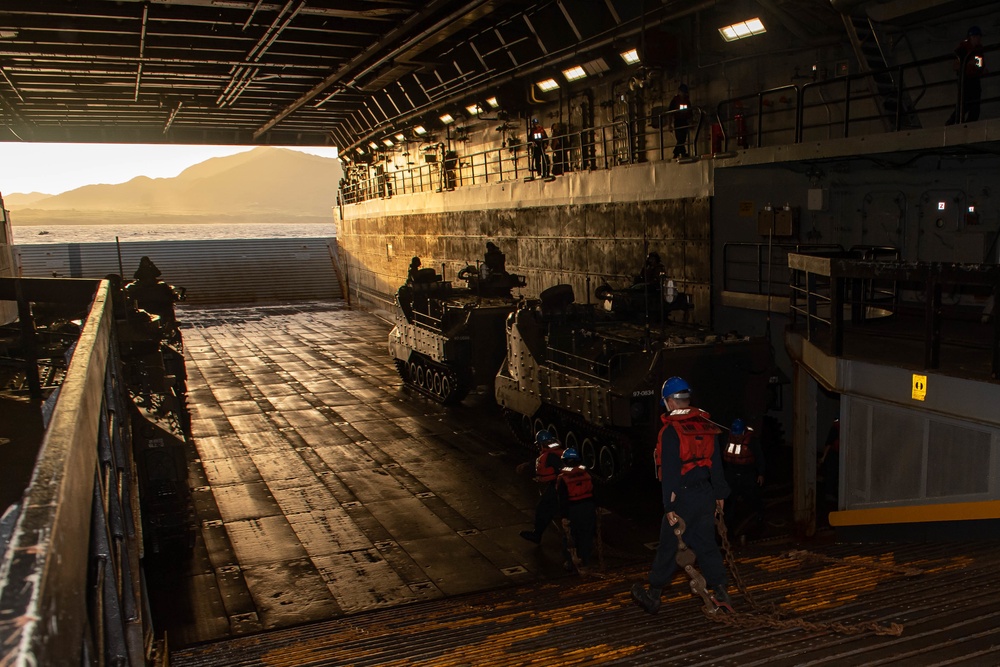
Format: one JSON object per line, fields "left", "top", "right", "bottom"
{"left": 830, "top": 500, "right": 1000, "bottom": 526}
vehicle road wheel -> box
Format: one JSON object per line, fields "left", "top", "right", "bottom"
{"left": 598, "top": 444, "right": 617, "bottom": 481}
{"left": 580, "top": 437, "right": 597, "bottom": 470}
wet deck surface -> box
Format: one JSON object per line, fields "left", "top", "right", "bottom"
{"left": 158, "top": 301, "right": 1000, "bottom": 666}
{"left": 149, "top": 301, "right": 657, "bottom": 649}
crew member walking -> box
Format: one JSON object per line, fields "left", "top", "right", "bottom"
{"left": 556, "top": 447, "right": 596, "bottom": 573}
{"left": 519, "top": 430, "right": 564, "bottom": 544}
{"left": 722, "top": 418, "right": 765, "bottom": 536}
{"left": 631, "top": 376, "right": 732, "bottom": 614}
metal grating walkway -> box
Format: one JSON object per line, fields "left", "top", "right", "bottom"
{"left": 172, "top": 540, "right": 1000, "bottom": 666}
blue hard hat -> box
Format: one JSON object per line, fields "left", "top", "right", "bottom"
{"left": 661, "top": 376, "right": 691, "bottom": 404}
{"left": 968, "top": 25, "right": 982, "bottom": 37}
{"left": 731, "top": 418, "right": 746, "bottom": 435}
{"left": 562, "top": 447, "right": 581, "bottom": 464}
{"left": 535, "top": 429, "right": 556, "bottom": 446}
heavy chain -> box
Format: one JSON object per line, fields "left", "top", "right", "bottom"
{"left": 673, "top": 517, "right": 719, "bottom": 614}
{"left": 706, "top": 510, "right": 905, "bottom": 637}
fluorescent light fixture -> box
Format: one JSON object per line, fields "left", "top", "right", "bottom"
{"left": 466, "top": 104, "right": 481, "bottom": 116}
{"left": 536, "top": 78, "right": 559, "bottom": 92}
{"left": 414, "top": 125, "right": 427, "bottom": 135}
{"left": 394, "top": 133, "right": 406, "bottom": 141}
{"left": 356, "top": 147, "right": 365, "bottom": 154}
{"left": 369, "top": 141, "right": 379, "bottom": 149}
{"left": 582, "top": 57, "right": 610, "bottom": 76}
{"left": 563, "top": 65, "right": 587, "bottom": 82}
{"left": 486, "top": 96, "right": 499, "bottom": 108}
{"left": 383, "top": 138, "right": 394, "bottom": 147}
{"left": 439, "top": 113, "right": 455, "bottom": 124}
{"left": 719, "top": 17, "right": 766, "bottom": 42}
{"left": 620, "top": 48, "right": 640, "bottom": 65}
{"left": 0, "top": 30, "right": 18, "bottom": 39}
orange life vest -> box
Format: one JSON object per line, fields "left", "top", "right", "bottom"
{"left": 558, "top": 466, "right": 594, "bottom": 501}
{"left": 655, "top": 408, "right": 721, "bottom": 480}
{"left": 535, "top": 446, "right": 565, "bottom": 482}
{"left": 723, "top": 430, "right": 756, "bottom": 466}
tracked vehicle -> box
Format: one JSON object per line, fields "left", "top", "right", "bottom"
{"left": 496, "top": 283, "right": 774, "bottom": 483}
{"left": 389, "top": 249, "right": 526, "bottom": 404}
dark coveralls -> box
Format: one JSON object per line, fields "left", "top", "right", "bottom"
{"left": 556, "top": 466, "right": 596, "bottom": 568}
{"left": 646, "top": 414, "right": 729, "bottom": 591}
{"left": 529, "top": 448, "right": 564, "bottom": 538}
{"left": 722, "top": 431, "right": 765, "bottom": 533}
{"left": 947, "top": 36, "right": 986, "bottom": 125}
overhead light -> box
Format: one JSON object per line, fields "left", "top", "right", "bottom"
{"left": 383, "top": 138, "right": 394, "bottom": 147}
{"left": 562, "top": 65, "right": 587, "bottom": 82}
{"left": 719, "top": 17, "right": 766, "bottom": 42}
{"left": 0, "top": 30, "right": 17, "bottom": 39}
{"left": 369, "top": 141, "right": 379, "bottom": 149}
{"left": 466, "top": 104, "right": 482, "bottom": 116}
{"left": 486, "top": 96, "right": 499, "bottom": 108}
{"left": 536, "top": 78, "right": 559, "bottom": 92}
{"left": 356, "top": 147, "right": 365, "bottom": 155}
{"left": 414, "top": 125, "right": 427, "bottom": 135}
{"left": 582, "top": 57, "right": 610, "bottom": 76}
{"left": 394, "top": 133, "right": 406, "bottom": 141}
{"left": 439, "top": 113, "right": 455, "bottom": 124}
{"left": 620, "top": 48, "right": 640, "bottom": 65}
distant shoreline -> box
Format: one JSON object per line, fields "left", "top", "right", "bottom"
{"left": 11, "top": 215, "right": 333, "bottom": 227}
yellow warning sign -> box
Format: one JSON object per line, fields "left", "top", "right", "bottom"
{"left": 912, "top": 374, "right": 927, "bottom": 401}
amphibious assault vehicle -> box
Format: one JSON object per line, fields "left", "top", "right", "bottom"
{"left": 496, "top": 282, "right": 774, "bottom": 483}
{"left": 389, "top": 245, "right": 526, "bottom": 404}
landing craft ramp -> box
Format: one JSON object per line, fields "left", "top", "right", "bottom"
{"left": 160, "top": 302, "right": 998, "bottom": 665}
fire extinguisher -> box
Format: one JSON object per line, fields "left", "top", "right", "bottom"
{"left": 734, "top": 101, "right": 748, "bottom": 149}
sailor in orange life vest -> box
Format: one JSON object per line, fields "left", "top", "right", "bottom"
{"left": 721, "top": 418, "right": 766, "bottom": 534}
{"left": 519, "top": 430, "right": 565, "bottom": 544}
{"left": 631, "top": 376, "right": 733, "bottom": 614}
{"left": 555, "top": 447, "right": 596, "bottom": 572}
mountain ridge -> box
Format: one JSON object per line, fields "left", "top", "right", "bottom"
{"left": 5, "top": 147, "right": 342, "bottom": 224}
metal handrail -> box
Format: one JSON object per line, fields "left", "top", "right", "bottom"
{"left": 788, "top": 254, "right": 1000, "bottom": 379}
{"left": 0, "top": 278, "right": 150, "bottom": 666}
{"left": 340, "top": 106, "right": 707, "bottom": 204}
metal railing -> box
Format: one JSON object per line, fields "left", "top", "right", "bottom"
{"left": 788, "top": 253, "right": 1000, "bottom": 379}
{"left": 340, "top": 43, "right": 998, "bottom": 207}
{"left": 340, "top": 106, "right": 705, "bottom": 205}
{"left": 723, "top": 243, "right": 844, "bottom": 297}
{"left": 0, "top": 278, "right": 150, "bottom": 666}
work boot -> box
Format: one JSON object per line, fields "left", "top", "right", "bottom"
{"left": 630, "top": 584, "right": 661, "bottom": 615}
{"left": 711, "top": 585, "right": 734, "bottom": 613}
{"left": 519, "top": 530, "right": 542, "bottom": 544}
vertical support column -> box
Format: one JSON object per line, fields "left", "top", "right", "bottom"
{"left": 792, "top": 362, "right": 818, "bottom": 537}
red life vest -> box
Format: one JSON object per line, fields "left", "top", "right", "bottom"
{"left": 654, "top": 408, "right": 721, "bottom": 480}
{"left": 535, "top": 446, "right": 565, "bottom": 482}
{"left": 723, "top": 430, "right": 756, "bottom": 466}
{"left": 558, "top": 466, "right": 594, "bottom": 501}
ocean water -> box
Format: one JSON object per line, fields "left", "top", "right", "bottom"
{"left": 12, "top": 222, "right": 336, "bottom": 245}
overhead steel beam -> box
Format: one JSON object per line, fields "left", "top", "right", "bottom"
{"left": 252, "top": 0, "right": 501, "bottom": 139}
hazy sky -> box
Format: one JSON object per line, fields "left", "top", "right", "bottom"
{"left": 0, "top": 143, "right": 340, "bottom": 196}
